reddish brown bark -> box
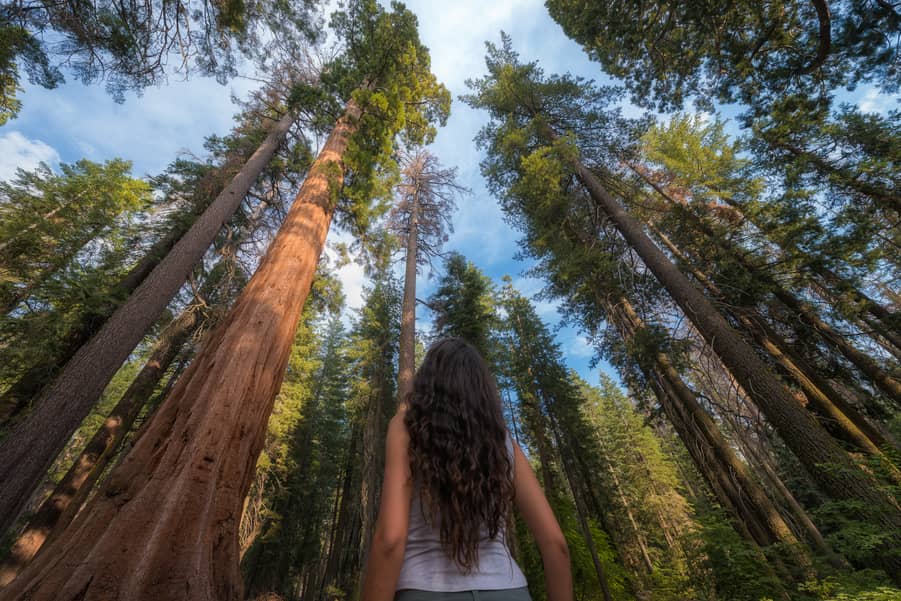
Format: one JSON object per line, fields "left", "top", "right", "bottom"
{"left": 0, "top": 303, "right": 201, "bottom": 587}
{"left": 0, "top": 99, "right": 360, "bottom": 601}
{"left": 0, "top": 111, "right": 296, "bottom": 536}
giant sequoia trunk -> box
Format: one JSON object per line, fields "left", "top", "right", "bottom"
{"left": 570, "top": 157, "right": 901, "bottom": 577}
{"left": 0, "top": 99, "right": 361, "bottom": 601}
{"left": 397, "top": 193, "right": 419, "bottom": 404}
{"left": 0, "top": 302, "right": 202, "bottom": 587}
{"left": 0, "top": 111, "right": 296, "bottom": 536}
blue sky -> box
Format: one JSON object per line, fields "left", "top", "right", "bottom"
{"left": 0, "top": 0, "right": 894, "bottom": 388}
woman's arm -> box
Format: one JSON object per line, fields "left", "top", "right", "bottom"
{"left": 361, "top": 413, "right": 414, "bottom": 601}
{"left": 512, "top": 441, "right": 573, "bottom": 601}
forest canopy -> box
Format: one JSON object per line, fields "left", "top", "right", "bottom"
{"left": 0, "top": 1, "right": 899, "bottom": 600}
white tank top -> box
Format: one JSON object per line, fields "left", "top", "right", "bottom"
{"left": 395, "top": 432, "right": 528, "bottom": 591}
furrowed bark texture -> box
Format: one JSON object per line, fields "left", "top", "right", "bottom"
{"left": 0, "top": 101, "right": 359, "bottom": 601}
{"left": 0, "top": 302, "right": 201, "bottom": 587}
{"left": 397, "top": 194, "right": 419, "bottom": 405}
{"left": 0, "top": 112, "right": 295, "bottom": 536}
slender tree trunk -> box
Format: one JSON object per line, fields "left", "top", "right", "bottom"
{"left": 769, "top": 280, "right": 901, "bottom": 402}
{"left": 0, "top": 302, "right": 202, "bottom": 587}
{"left": 0, "top": 209, "right": 206, "bottom": 425}
{"left": 0, "top": 159, "right": 236, "bottom": 427}
{"left": 674, "top": 167, "right": 901, "bottom": 350}
{"left": 721, "top": 409, "right": 847, "bottom": 569}
{"left": 0, "top": 111, "right": 296, "bottom": 536}
{"left": 0, "top": 195, "right": 85, "bottom": 254}
{"left": 397, "top": 194, "right": 419, "bottom": 405}
{"left": 547, "top": 422, "right": 613, "bottom": 601}
{"left": 1, "top": 222, "right": 107, "bottom": 315}
{"left": 767, "top": 138, "right": 901, "bottom": 213}
{"left": 810, "top": 278, "right": 901, "bottom": 359}
{"left": 358, "top": 387, "right": 383, "bottom": 587}
{"left": 878, "top": 283, "right": 901, "bottom": 312}
{"left": 569, "top": 157, "right": 901, "bottom": 577}
{"left": 609, "top": 295, "right": 803, "bottom": 551}
{"left": 322, "top": 421, "right": 364, "bottom": 600}
{"left": 516, "top": 379, "right": 558, "bottom": 496}
{"left": 594, "top": 430, "right": 654, "bottom": 574}
{"left": 560, "top": 211, "right": 802, "bottom": 555}
{"left": 650, "top": 224, "right": 900, "bottom": 459}
{"left": 0, "top": 99, "right": 361, "bottom": 601}
{"left": 636, "top": 168, "right": 901, "bottom": 403}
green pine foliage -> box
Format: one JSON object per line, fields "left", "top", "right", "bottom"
{"left": 323, "top": 0, "right": 451, "bottom": 240}
{"left": 427, "top": 252, "right": 498, "bottom": 361}
{"left": 0, "top": 0, "right": 323, "bottom": 123}
{"left": 242, "top": 308, "right": 351, "bottom": 599}
{"left": 0, "top": 159, "right": 151, "bottom": 394}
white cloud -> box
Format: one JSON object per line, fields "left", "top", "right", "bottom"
{"left": 859, "top": 88, "right": 883, "bottom": 113}
{"left": 13, "top": 74, "right": 253, "bottom": 178}
{"left": 1, "top": 0, "right": 620, "bottom": 385}
{"left": 324, "top": 229, "right": 367, "bottom": 316}
{"left": 565, "top": 334, "right": 595, "bottom": 359}
{"left": 858, "top": 87, "right": 893, "bottom": 115}
{"left": 0, "top": 131, "right": 60, "bottom": 181}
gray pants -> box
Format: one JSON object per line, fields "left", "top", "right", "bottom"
{"left": 395, "top": 588, "right": 532, "bottom": 601}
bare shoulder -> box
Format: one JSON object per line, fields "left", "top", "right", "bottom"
{"left": 387, "top": 412, "right": 410, "bottom": 445}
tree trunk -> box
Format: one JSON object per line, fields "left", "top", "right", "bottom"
{"left": 767, "top": 138, "right": 901, "bottom": 213}
{"left": 517, "top": 383, "right": 559, "bottom": 496}
{"left": 1, "top": 215, "right": 109, "bottom": 315}
{"left": 0, "top": 159, "right": 235, "bottom": 427}
{"left": 397, "top": 193, "right": 419, "bottom": 405}
{"left": 321, "top": 421, "right": 364, "bottom": 600}
{"left": 636, "top": 168, "right": 901, "bottom": 403}
{"left": 810, "top": 277, "right": 901, "bottom": 359}
{"left": 721, "top": 409, "right": 847, "bottom": 569}
{"left": 609, "top": 296, "right": 801, "bottom": 551}
{"left": 358, "top": 387, "right": 383, "bottom": 592}
{"left": 650, "top": 224, "right": 900, "bottom": 459}
{"left": 0, "top": 99, "right": 360, "bottom": 601}
{"left": 0, "top": 111, "right": 296, "bottom": 536}
{"left": 570, "top": 157, "right": 901, "bottom": 578}
{"left": 547, "top": 421, "right": 613, "bottom": 601}
{"left": 769, "top": 279, "right": 901, "bottom": 403}
{"left": 0, "top": 302, "right": 202, "bottom": 588}
{"left": 594, "top": 430, "right": 654, "bottom": 575}
{"left": 665, "top": 163, "right": 901, "bottom": 352}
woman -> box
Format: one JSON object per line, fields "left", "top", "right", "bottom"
{"left": 361, "top": 337, "right": 573, "bottom": 601}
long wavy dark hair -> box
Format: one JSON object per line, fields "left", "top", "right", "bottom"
{"left": 403, "top": 337, "right": 515, "bottom": 571}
